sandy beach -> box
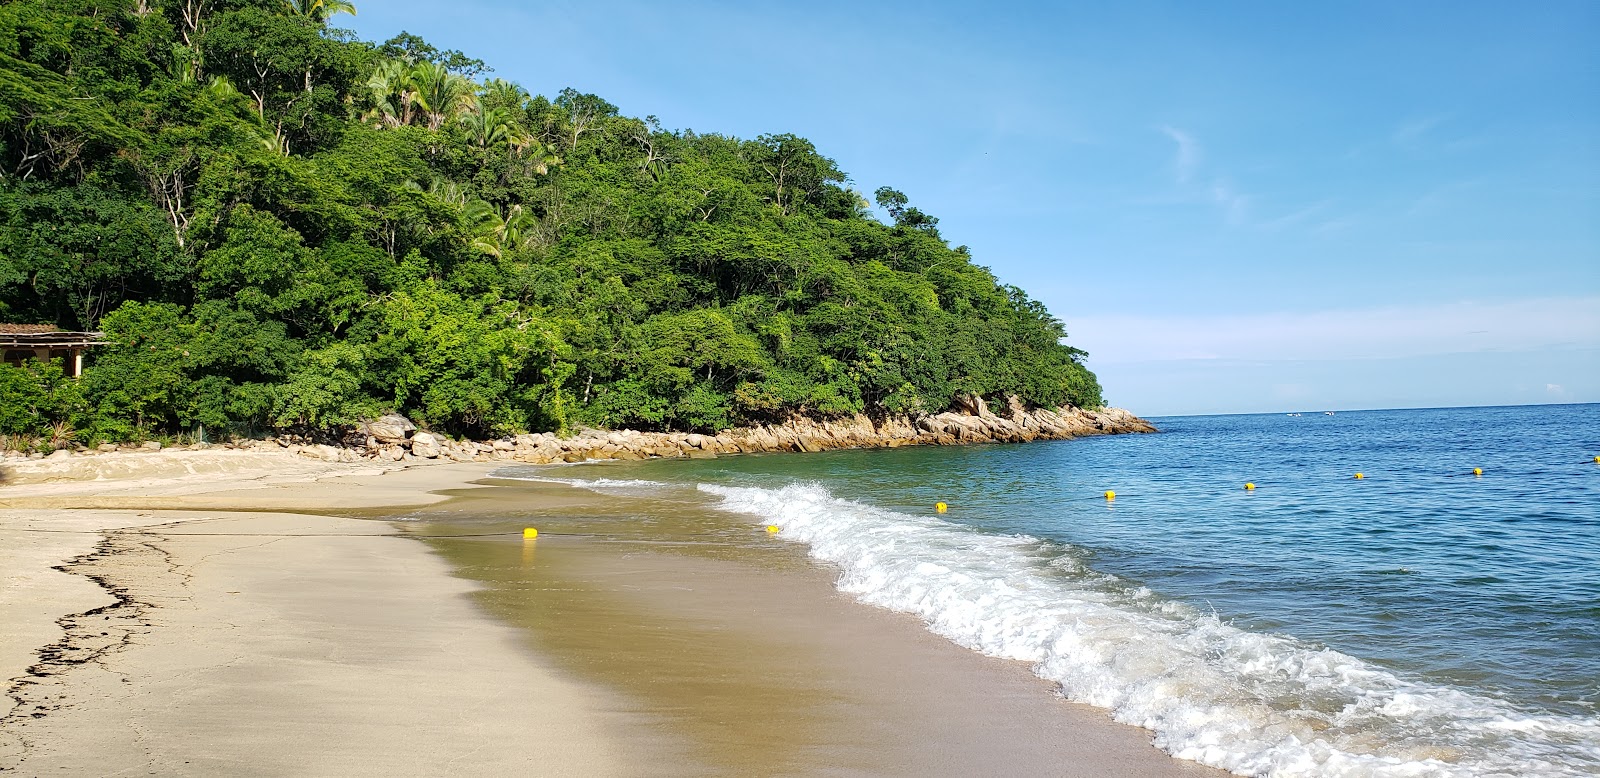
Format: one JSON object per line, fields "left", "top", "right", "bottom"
{"left": 1, "top": 450, "right": 1222, "bottom": 776}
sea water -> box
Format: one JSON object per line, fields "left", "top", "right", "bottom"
{"left": 507, "top": 404, "right": 1600, "bottom": 777}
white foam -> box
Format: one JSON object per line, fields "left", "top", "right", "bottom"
{"left": 699, "top": 482, "right": 1600, "bottom": 777}
{"left": 487, "top": 470, "right": 674, "bottom": 497}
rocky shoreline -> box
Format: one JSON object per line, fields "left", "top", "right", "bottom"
{"left": 3, "top": 397, "right": 1155, "bottom": 466}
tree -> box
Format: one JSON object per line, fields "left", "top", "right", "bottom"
{"left": 874, "top": 186, "right": 939, "bottom": 233}
{"left": 0, "top": 15, "right": 1107, "bottom": 444}
{"left": 283, "top": 0, "right": 357, "bottom": 25}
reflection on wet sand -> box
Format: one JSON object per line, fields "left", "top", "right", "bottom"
{"left": 390, "top": 478, "right": 1223, "bottom": 777}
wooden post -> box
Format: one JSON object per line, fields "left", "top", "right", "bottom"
{"left": 72, "top": 349, "right": 84, "bottom": 378}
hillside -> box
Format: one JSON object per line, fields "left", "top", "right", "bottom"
{"left": 0, "top": 0, "right": 1103, "bottom": 444}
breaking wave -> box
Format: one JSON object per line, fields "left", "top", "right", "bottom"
{"left": 695, "top": 481, "right": 1600, "bottom": 777}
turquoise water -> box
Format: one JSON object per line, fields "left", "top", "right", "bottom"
{"left": 511, "top": 403, "right": 1600, "bottom": 776}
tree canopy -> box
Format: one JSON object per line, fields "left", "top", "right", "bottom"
{"left": 0, "top": 0, "right": 1102, "bottom": 443}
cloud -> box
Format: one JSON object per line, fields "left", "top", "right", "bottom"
{"left": 1160, "top": 126, "right": 1200, "bottom": 183}
{"left": 1156, "top": 127, "right": 1263, "bottom": 227}
{"left": 1068, "top": 296, "right": 1600, "bottom": 365}
{"left": 1209, "top": 181, "right": 1250, "bottom": 225}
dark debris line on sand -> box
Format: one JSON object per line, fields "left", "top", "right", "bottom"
{"left": 0, "top": 531, "right": 170, "bottom": 772}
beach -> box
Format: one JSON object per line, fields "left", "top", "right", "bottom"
{"left": 0, "top": 449, "right": 1220, "bottom": 776}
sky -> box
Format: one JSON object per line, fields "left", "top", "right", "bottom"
{"left": 339, "top": 0, "right": 1600, "bottom": 415}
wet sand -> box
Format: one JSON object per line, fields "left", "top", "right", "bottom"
{"left": 1, "top": 452, "right": 1225, "bottom": 776}
{"left": 399, "top": 478, "right": 1224, "bottom": 776}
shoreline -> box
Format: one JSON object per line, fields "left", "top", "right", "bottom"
{"left": 0, "top": 449, "right": 1218, "bottom": 776}
{"left": 1, "top": 401, "right": 1155, "bottom": 470}
{"left": 0, "top": 460, "right": 669, "bottom": 775}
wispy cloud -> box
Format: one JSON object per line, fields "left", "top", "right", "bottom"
{"left": 1068, "top": 297, "right": 1600, "bottom": 365}
{"left": 1208, "top": 180, "right": 1250, "bottom": 225}
{"left": 1160, "top": 126, "right": 1200, "bottom": 183}
{"left": 1155, "top": 127, "right": 1357, "bottom": 233}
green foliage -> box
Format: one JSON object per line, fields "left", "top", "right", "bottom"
{"left": 0, "top": 5, "right": 1105, "bottom": 440}
{"left": 0, "top": 359, "right": 87, "bottom": 443}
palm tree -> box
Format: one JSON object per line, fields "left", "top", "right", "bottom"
{"left": 408, "top": 61, "right": 474, "bottom": 131}
{"left": 459, "top": 97, "right": 513, "bottom": 149}
{"left": 479, "top": 78, "right": 530, "bottom": 113}
{"left": 514, "top": 140, "right": 559, "bottom": 176}
{"left": 361, "top": 59, "right": 413, "bottom": 128}
{"left": 464, "top": 200, "right": 533, "bottom": 258}
{"left": 404, "top": 177, "right": 468, "bottom": 207}
{"left": 284, "top": 0, "right": 356, "bottom": 23}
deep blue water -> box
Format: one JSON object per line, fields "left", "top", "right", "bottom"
{"left": 538, "top": 403, "right": 1600, "bottom": 775}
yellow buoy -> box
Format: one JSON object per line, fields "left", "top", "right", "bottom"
{"left": 1354, "top": 473, "right": 1365, "bottom": 480}
{"left": 1244, "top": 482, "right": 1256, "bottom": 491}
{"left": 522, "top": 527, "right": 538, "bottom": 539}
{"left": 935, "top": 502, "right": 948, "bottom": 513}
{"left": 766, "top": 525, "right": 780, "bottom": 533}
{"left": 1473, "top": 467, "right": 1483, "bottom": 476}
{"left": 1104, "top": 490, "right": 1116, "bottom": 500}
{"left": 1593, "top": 455, "right": 1599, "bottom": 463}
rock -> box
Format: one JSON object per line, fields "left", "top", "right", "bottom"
{"left": 410, "top": 431, "right": 441, "bottom": 459}
{"left": 363, "top": 413, "right": 416, "bottom": 444}
{"left": 141, "top": 441, "right": 162, "bottom": 451}
{"left": 686, "top": 449, "right": 717, "bottom": 459}
{"left": 47, "top": 449, "right": 72, "bottom": 460}
{"left": 96, "top": 443, "right": 119, "bottom": 453}
{"left": 298, "top": 444, "right": 341, "bottom": 462}
{"left": 492, "top": 440, "right": 515, "bottom": 452}
{"left": 685, "top": 433, "right": 706, "bottom": 449}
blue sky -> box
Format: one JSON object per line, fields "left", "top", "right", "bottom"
{"left": 340, "top": 0, "right": 1599, "bottom": 415}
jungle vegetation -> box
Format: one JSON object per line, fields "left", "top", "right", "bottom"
{"left": 0, "top": 0, "right": 1102, "bottom": 443}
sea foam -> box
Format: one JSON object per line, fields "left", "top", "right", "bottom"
{"left": 694, "top": 480, "right": 1600, "bottom": 778}
{"left": 487, "top": 471, "right": 674, "bottom": 497}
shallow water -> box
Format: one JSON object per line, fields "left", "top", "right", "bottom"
{"left": 513, "top": 403, "right": 1600, "bottom": 777}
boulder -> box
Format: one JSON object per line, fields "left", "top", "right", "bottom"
{"left": 299, "top": 444, "right": 342, "bottom": 462}
{"left": 96, "top": 443, "right": 119, "bottom": 453}
{"left": 363, "top": 413, "right": 416, "bottom": 444}
{"left": 409, "top": 431, "right": 441, "bottom": 459}
{"left": 141, "top": 441, "right": 163, "bottom": 451}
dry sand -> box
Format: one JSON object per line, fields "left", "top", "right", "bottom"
{"left": 1, "top": 450, "right": 1224, "bottom": 776}
{"left": 1, "top": 454, "right": 653, "bottom": 775}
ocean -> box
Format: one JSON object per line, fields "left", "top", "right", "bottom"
{"left": 501, "top": 403, "right": 1600, "bottom": 777}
